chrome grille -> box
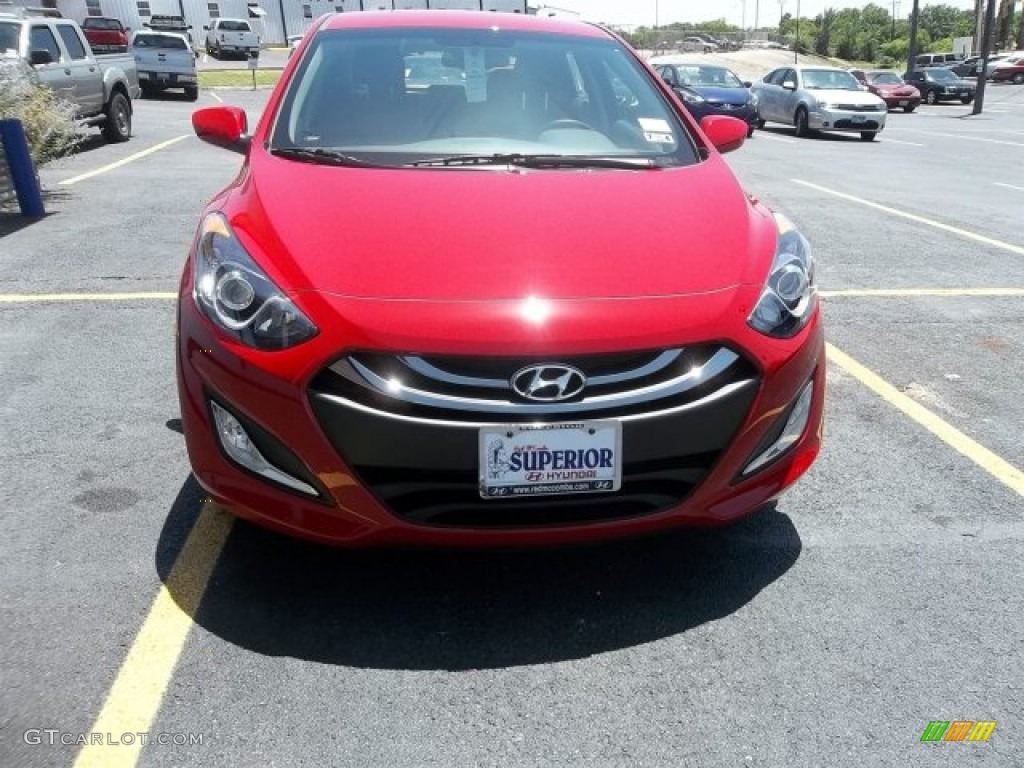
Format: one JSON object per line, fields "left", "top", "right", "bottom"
{"left": 313, "top": 346, "right": 757, "bottom": 423}
{"left": 837, "top": 103, "right": 883, "bottom": 112}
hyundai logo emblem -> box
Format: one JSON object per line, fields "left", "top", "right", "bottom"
{"left": 510, "top": 364, "right": 586, "bottom": 402}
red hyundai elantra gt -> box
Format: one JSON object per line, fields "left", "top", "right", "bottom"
{"left": 179, "top": 11, "right": 824, "bottom": 547}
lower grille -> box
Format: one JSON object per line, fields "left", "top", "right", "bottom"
{"left": 833, "top": 119, "right": 880, "bottom": 130}
{"left": 308, "top": 346, "right": 760, "bottom": 529}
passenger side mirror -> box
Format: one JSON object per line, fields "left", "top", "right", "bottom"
{"left": 29, "top": 49, "right": 54, "bottom": 66}
{"left": 192, "top": 106, "right": 250, "bottom": 154}
{"left": 782, "top": 80, "right": 797, "bottom": 90}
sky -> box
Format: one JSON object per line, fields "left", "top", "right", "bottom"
{"left": 537, "top": 0, "right": 979, "bottom": 30}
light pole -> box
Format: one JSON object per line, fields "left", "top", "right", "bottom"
{"left": 794, "top": 0, "right": 801, "bottom": 63}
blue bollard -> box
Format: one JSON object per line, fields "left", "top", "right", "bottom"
{"left": 0, "top": 118, "right": 46, "bottom": 217}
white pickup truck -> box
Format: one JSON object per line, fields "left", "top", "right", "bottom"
{"left": 203, "top": 18, "right": 259, "bottom": 60}
{"left": 0, "top": 13, "right": 140, "bottom": 142}
{"left": 129, "top": 30, "right": 198, "bottom": 101}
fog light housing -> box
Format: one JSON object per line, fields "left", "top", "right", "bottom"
{"left": 742, "top": 381, "right": 814, "bottom": 477}
{"left": 210, "top": 401, "right": 318, "bottom": 496}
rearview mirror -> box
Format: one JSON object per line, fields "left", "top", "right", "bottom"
{"left": 192, "top": 106, "right": 250, "bottom": 153}
{"left": 700, "top": 115, "right": 748, "bottom": 154}
{"left": 29, "top": 49, "right": 54, "bottom": 66}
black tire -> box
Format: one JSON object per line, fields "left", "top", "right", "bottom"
{"left": 101, "top": 91, "right": 131, "bottom": 143}
{"left": 961, "top": 95, "right": 973, "bottom": 104}
{"left": 1013, "top": 73, "right": 1024, "bottom": 85}
{"left": 904, "top": 104, "right": 915, "bottom": 113}
{"left": 755, "top": 118, "right": 766, "bottom": 129}
{"left": 794, "top": 106, "right": 810, "bottom": 137}
{"left": 185, "top": 86, "right": 198, "bottom": 101}
{"left": 859, "top": 131, "right": 877, "bottom": 142}
{"left": 925, "top": 90, "right": 938, "bottom": 105}
{"left": 747, "top": 124, "right": 755, "bottom": 138}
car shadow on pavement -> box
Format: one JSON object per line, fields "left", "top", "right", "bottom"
{"left": 158, "top": 475, "right": 801, "bottom": 671}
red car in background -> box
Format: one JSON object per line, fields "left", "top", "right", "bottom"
{"left": 852, "top": 69, "right": 921, "bottom": 112}
{"left": 990, "top": 53, "right": 1024, "bottom": 84}
{"left": 180, "top": 11, "right": 824, "bottom": 548}
{"left": 81, "top": 16, "right": 128, "bottom": 53}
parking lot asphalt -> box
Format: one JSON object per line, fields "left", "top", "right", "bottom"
{"left": 1, "top": 84, "right": 1022, "bottom": 768}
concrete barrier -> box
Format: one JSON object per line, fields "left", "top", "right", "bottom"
{"left": 0, "top": 119, "right": 45, "bottom": 217}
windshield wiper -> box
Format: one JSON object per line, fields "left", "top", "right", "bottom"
{"left": 407, "top": 153, "right": 662, "bottom": 169}
{"left": 269, "top": 147, "right": 376, "bottom": 167}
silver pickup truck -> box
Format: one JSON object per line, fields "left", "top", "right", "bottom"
{"left": 0, "top": 13, "right": 141, "bottom": 142}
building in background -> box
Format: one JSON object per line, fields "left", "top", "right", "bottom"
{"left": 0, "top": 0, "right": 532, "bottom": 46}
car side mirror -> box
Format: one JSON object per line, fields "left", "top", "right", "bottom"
{"left": 700, "top": 115, "right": 747, "bottom": 154}
{"left": 192, "top": 106, "right": 250, "bottom": 154}
{"left": 782, "top": 80, "right": 797, "bottom": 90}
{"left": 29, "top": 49, "right": 54, "bottom": 66}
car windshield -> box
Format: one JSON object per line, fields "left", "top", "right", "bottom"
{"left": 270, "top": 27, "right": 698, "bottom": 168}
{"left": 868, "top": 72, "right": 902, "bottom": 85}
{"left": 219, "top": 21, "right": 251, "bottom": 32}
{"left": 675, "top": 65, "right": 744, "bottom": 88}
{"left": 0, "top": 21, "right": 19, "bottom": 54}
{"left": 84, "top": 18, "right": 122, "bottom": 30}
{"left": 133, "top": 33, "right": 187, "bottom": 50}
{"left": 801, "top": 69, "right": 861, "bottom": 90}
{"left": 927, "top": 69, "right": 957, "bottom": 81}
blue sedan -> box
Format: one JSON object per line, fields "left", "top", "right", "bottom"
{"left": 652, "top": 61, "right": 760, "bottom": 137}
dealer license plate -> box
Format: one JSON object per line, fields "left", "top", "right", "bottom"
{"left": 479, "top": 421, "right": 622, "bottom": 499}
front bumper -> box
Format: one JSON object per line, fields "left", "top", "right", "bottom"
{"left": 177, "top": 288, "right": 825, "bottom": 548}
{"left": 809, "top": 107, "right": 886, "bottom": 133}
{"left": 689, "top": 102, "right": 759, "bottom": 127}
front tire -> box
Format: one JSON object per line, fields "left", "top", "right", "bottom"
{"left": 925, "top": 90, "right": 938, "bottom": 105}
{"left": 904, "top": 104, "right": 916, "bottom": 113}
{"left": 794, "top": 106, "right": 810, "bottom": 137}
{"left": 101, "top": 91, "right": 131, "bottom": 143}
{"left": 860, "top": 131, "right": 877, "bottom": 142}
{"left": 755, "top": 118, "right": 766, "bottom": 129}
{"left": 961, "top": 95, "right": 973, "bottom": 104}
{"left": 1013, "top": 73, "right": 1024, "bottom": 85}
{"left": 184, "top": 86, "right": 198, "bottom": 102}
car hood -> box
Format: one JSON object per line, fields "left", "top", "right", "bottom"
{"left": 873, "top": 83, "right": 917, "bottom": 93}
{"left": 225, "top": 150, "right": 776, "bottom": 301}
{"left": 936, "top": 78, "right": 976, "bottom": 87}
{"left": 807, "top": 88, "right": 883, "bottom": 105}
{"left": 692, "top": 86, "right": 751, "bottom": 105}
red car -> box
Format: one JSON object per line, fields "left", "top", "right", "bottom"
{"left": 80, "top": 17, "right": 129, "bottom": 53}
{"left": 990, "top": 54, "right": 1024, "bottom": 84}
{"left": 852, "top": 69, "right": 921, "bottom": 112}
{"left": 180, "top": 11, "right": 824, "bottom": 547}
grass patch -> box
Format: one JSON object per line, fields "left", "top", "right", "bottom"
{"left": 199, "top": 69, "right": 282, "bottom": 88}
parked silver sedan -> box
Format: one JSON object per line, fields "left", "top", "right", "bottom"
{"left": 751, "top": 65, "right": 887, "bottom": 141}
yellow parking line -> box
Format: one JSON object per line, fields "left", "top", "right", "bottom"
{"left": 60, "top": 136, "right": 190, "bottom": 186}
{"left": 793, "top": 180, "right": 1024, "bottom": 257}
{"left": 73, "top": 504, "right": 233, "bottom": 768}
{"left": 821, "top": 288, "right": 1024, "bottom": 298}
{"left": 827, "top": 342, "right": 1024, "bottom": 497}
{"left": 0, "top": 292, "right": 176, "bottom": 303}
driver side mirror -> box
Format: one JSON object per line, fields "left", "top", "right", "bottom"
{"left": 29, "top": 49, "right": 54, "bottom": 66}
{"left": 700, "top": 115, "right": 747, "bottom": 154}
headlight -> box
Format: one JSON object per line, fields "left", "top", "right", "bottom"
{"left": 748, "top": 215, "right": 817, "bottom": 338}
{"left": 816, "top": 101, "right": 834, "bottom": 110}
{"left": 193, "top": 213, "right": 318, "bottom": 350}
{"left": 748, "top": 92, "right": 760, "bottom": 107}
{"left": 679, "top": 89, "right": 705, "bottom": 104}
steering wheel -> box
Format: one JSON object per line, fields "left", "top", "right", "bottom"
{"left": 541, "top": 119, "right": 595, "bottom": 131}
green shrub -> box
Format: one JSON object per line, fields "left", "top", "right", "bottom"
{"left": 0, "top": 58, "right": 80, "bottom": 166}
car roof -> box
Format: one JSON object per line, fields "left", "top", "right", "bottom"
{"left": 319, "top": 10, "right": 606, "bottom": 38}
